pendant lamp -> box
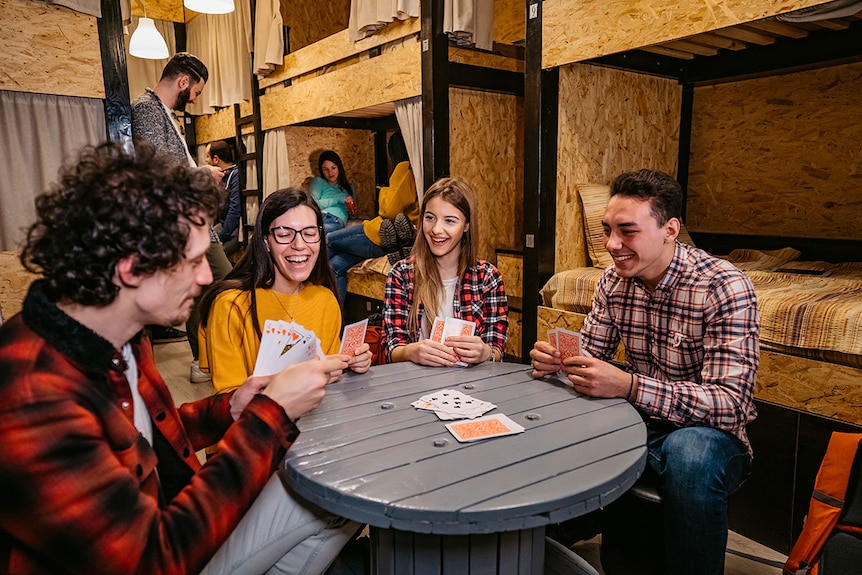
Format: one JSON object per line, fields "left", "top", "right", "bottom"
{"left": 184, "top": 0, "right": 235, "bottom": 14}
{"left": 129, "top": 17, "right": 169, "bottom": 60}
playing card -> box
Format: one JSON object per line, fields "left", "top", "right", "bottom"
{"left": 339, "top": 318, "right": 368, "bottom": 356}
{"left": 429, "top": 317, "right": 445, "bottom": 342}
{"left": 445, "top": 413, "right": 525, "bottom": 442}
{"left": 442, "top": 317, "right": 475, "bottom": 339}
{"left": 254, "top": 320, "right": 322, "bottom": 376}
{"left": 547, "top": 328, "right": 559, "bottom": 350}
{"left": 557, "top": 329, "right": 582, "bottom": 361}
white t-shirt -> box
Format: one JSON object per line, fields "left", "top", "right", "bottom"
{"left": 123, "top": 343, "right": 153, "bottom": 445}
{"left": 420, "top": 276, "right": 459, "bottom": 339}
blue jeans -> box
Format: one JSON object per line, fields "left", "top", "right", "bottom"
{"left": 322, "top": 212, "right": 346, "bottom": 235}
{"left": 647, "top": 425, "right": 750, "bottom": 575}
{"left": 326, "top": 224, "right": 386, "bottom": 303}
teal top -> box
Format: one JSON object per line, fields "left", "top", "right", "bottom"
{"left": 309, "top": 177, "right": 350, "bottom": 224}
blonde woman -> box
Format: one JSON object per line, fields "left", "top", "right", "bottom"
{"left": 383, "top": 177, "right": 508, "bottom": 366}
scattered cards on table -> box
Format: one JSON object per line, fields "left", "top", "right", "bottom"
{"left": 253, "top": 319, "right": 325, "bottom": 377}
{"left": 445, "top": 413, "right": 525, "bottom": 443}
{"left": 429, "top": 316, "right": 476, "bottom": 367}
{"left": 339, "top": 318, "right": 368, "bottom": 357}
{"left": 411, "top": 389, "right": 496, "bottom": 420}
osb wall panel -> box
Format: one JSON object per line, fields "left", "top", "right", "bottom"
{"left": 131, "top": 0, "right": 184, "bottom": 23}
{"left": 283, "top": 126, "right": 376, "bottom": 219}
{"left": 0, "top": 0, "right": 103, "bottom": 97}
{"left": 285, "top": 0, "right": 350, "bottom": 53}
{"left": 260, "top": 39, "right": 421, "bottom": 129}
{"left": 496, "top": 253, "right": 522, "bottom": 299}
{"left": 687, "top": 62, "right": 862, "bottom": 241}
{"left": 260, "top": 18, "right": 420, "bottom": 90}
{"left": 195, "top": 100, "right": 254, "bottom": 144}
{"left": 506, "top": 310, "right": 523, "bottom": 359}
{"left": 555, "top": 64, "right": 681, "bottom": 272}
{"left": 495, "top": 0, "right": 525, "bottom": 45}
{"left": 449, "top": 88, "right": 524, "bottom": 263}
{"left": 756, "top": 351, "right": 862, "bottom": 426}
{"left": 448, "top": 47, "right": 523, "bottom": 73}
{"left": 543, "top": 0, "right": 835, "bottom": 69}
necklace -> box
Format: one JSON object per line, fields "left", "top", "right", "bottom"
{"left": 271, "top": 283, "right": 303, "bottom": 323}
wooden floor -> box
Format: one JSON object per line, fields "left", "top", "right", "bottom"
{"left": 153, "top": 340, "right": 789, "bottom": 575}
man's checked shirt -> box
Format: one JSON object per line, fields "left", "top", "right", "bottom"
{"left": 582, "top": 242, "right": 759, "bottom": 454}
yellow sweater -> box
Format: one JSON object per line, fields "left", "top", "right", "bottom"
{"left": 199, "top": 285, "right": 342, "bottom": 393}
{"left": 363, "top": 161, "right": 420, "bottom": 246}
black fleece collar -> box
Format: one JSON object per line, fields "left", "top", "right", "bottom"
{"left": 22, "top": 280, "right": 140, "bottom": 376}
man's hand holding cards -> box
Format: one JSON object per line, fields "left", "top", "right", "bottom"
{"left": 543, "top": 328, "right": 582, "bottom": 386}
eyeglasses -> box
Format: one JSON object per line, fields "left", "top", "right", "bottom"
{"left": 269, "top": 225, "right": 323, "bottom": 244}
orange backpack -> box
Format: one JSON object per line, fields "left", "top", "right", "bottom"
{"left": 784, "top": 432, "right": 862, "bottom": 575}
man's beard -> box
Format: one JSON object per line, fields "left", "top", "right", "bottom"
{"left": 173, "top": 86, "right": 191, "bottom": 111}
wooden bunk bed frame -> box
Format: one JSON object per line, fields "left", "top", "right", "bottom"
{"left": 523, "top": 0, "right": 862, "bottom": 554}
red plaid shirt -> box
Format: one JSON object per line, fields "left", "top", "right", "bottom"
{"left": 582, "top": 243, "right": 759, "bottom": 454}
{"left": 383, "top": 257, "right": 508, "bottom": 360}
{"left": 0, "top": 282, "right": 299, "bottom": 575}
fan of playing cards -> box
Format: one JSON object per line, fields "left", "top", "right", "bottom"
{"left": 429, "top": 316, "right": 476, "bottom": 367}
{"left": 253, "top": 319, "right": 326, "bottom": 377}
{"left": 411, "top": 389, "right": 496, "bottom": 420}
{"left": 547, "top": 328, "right": 582, "bottom": 386}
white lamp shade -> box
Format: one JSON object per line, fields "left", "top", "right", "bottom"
{"left": 184, "top": 0, "right": 235, "bottom": 14}
{"left": 129, "top": 18, "right": 169, "bottom": 60}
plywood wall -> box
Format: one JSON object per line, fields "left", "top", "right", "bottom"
{"left": 494, "top": 0, "right": 525, "bottom": 45}
{"left": 284, "top": 0, "right": 350, "bottom": 53}
{"left": 687, "top": 61, "right": 862, "bottom": 241}
{"left": 449, "top": 88, "right": 524, "bottom": 263}
{"left": 555, "top": 64, "right": 682, "bottom": 272}
{"left": 543, "top": 0, "right": 836, "bottom": 69}
{"left": 283, "top": 127, "right": 376, "bottom": 219}
{"left": 0, "top": 0, "right": 103, "bottom": 98}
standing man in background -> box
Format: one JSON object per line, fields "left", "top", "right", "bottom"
{"left": 131, "top": 52, "right": 233, "bottom": 384}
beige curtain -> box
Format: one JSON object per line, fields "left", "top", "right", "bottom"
{"left": 349, "top": 0, "right": 420, "bottom": 41}
{"left": 262, "top": 128, "right": 289, "bottom": 199}
{"left": 125, "top": 16, "right": 178, "bottom": 103}
{"left": 444, "top": 0, "right": 494, "bottom": 50}
{"left": 0, "top": 91, "right": 106, "bottom": 251}
{"left": 394, "top": 96, "right": 424, "bottom": 201}
{"left": 253, "top": 0, "right": 284, "bottom": 78}
{"left": 186, "top": 0, "right": 253, "bottom": 115}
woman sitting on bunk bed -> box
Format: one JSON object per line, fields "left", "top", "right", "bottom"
{"left": 326, "top": 130, "right": 420, "bottom": 304}
{"left": 198, "top": 188, "right": 372, "bottom": 394}
{"left": 382, "top": 177, "right": 508, "bottom": 366}
{"left": 309, "top": 150, "right": 356, "bottom": 234}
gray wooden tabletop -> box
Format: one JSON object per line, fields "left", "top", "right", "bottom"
{"left": 282, "top": 361, "right": 647, "bottom": 535}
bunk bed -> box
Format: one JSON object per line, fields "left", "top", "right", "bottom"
{"left": 526, "top": 0, "right": 862, "bottom": 553}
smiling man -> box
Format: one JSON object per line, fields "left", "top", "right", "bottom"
{"left": 0, "top": 142, "right": 357, "bottom": 575}
{"left": 530, "top": 169, "right": 760, "bottom": 575}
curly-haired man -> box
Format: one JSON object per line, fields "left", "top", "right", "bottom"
{"left": 0, "top": 141, "right": 357, "bottom": 575}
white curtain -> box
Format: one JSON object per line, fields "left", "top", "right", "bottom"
{"left": 186, "top": 0, "right": 253, "bottom": 115}
{"left": 0, "top": 91, "right": 106, "bottom": 251}
{"left": 444, "top": 0, "right": 494, "bottom": 51}
{"left": 50, "top": 0, "right": 130, "bottom": 20}
{"left": 262, "top": 128, "right": 289, "bottom": 199}
{"left": 394, "top": 96, "right": 424, "bottom": 202}
{"left": 125, "top": 17, "right": 178, "bottom": 103}
{"left": 349, "top": 0, "right": 420, "bottom": 41}
{"left": 241, "top": 133, "right": 258, "bottom": 241}
{"left": 253, "top": 0, "right": 284, "bottom": 78}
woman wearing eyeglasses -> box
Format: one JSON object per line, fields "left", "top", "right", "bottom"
{"left": 198, "top": 188, "right": 372, "bottom": 394}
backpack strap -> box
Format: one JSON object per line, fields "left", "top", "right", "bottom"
{"left": 784, "top": 432, "right": 862, "bottom": 575}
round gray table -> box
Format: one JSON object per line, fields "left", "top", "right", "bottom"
{"left": 282, "top": 361, "right": 646, "bottom": 574}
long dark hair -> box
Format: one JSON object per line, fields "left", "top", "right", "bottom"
{"left": 317, "top": 150, "right": 353, "bottom": 193}
{"left": 199, "top": 188, "right": 337, "bottom": 338}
